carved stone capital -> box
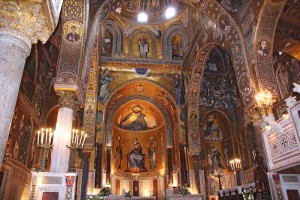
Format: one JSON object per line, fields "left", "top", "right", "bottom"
{"left": 56, "top": 91, "right": 79, "bottom": 110}
{"left": 0, "top": 0, "right": 56, "bottom": 48}
{"left": 54, "top": 73, "right": 79, "bottom": 92}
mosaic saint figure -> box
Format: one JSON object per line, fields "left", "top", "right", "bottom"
{"left": 204, "top": 114, "right": 223, "bottom": 141}
{"left": 139, "top": 35, "right": 149, "bottom": 58}
{"left": 257, "top": 40, "right": 269, "bottom": 56}
{"left": 66, "top": 26, "right": 80, "bottom": 42}
{"left": 119, "top": 105, "right": 148, "bottom": 130}
{"left": 114, "top": 136, "right": 122, "bottom": 169}
{"left": 277, "top": 63, "right": 290, "bottom": 98}
{"left": 98, "top": 68, "right": 114, "bottom": 103}
{"left": 211, "top": 145, "right": 223, "bottom": 172}
{"left": 173, "top": 73, "right": 183, "bottom": 105}
{"left": 148, "top": 136, "right": 157, "bottom": 169}
{"left": 129, "top": 138, "right": 145, "bottom": 170}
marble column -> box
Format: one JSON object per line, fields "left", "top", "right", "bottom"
{"left": 50, "top": 92, "right": 77, "bottom": 173}
{"left": 0, "top": 34, "right": 30, "bottom": 165}
{"left": 0, "top": 0, "right": 61, "bottom": 165}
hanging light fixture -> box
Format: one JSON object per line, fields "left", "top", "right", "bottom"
{"left": 255, "top": 90, "right": 273, "bottom": 115}
{"left": 165, "top": 7, "right": 176, "bottom": 19}
{"left": 138, "top": 12, "right": 148, "bottom": 22}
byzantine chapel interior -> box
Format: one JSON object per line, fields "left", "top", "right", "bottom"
{"left": 1, "top": 0, "right": 300, "bottom": 200}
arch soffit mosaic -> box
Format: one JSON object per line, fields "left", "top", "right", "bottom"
{"left": 254, "top": 0, "right": 287, "bottom": 97}
{"left": 183, "top": 0, "right": 256, "bottom": 109}
{"left": 81, "top": 0, "right": 123, "bottom": 84}
{"left": 187, "top": 42, "right": 218, "bottom": 156}
{"left": 104, "top": 78, "right": 178, "bottom": 121}
{"left": 163, "top": 24, "right": 187, "bottom": 60}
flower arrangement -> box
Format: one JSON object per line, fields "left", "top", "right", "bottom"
{"left": 242, "top": 188, "right": 254, "bottom": 200}
{"left": 125, "top": 190, "right": 132, "bottom": 198}
{"left": 98, "top": 187, "right": 111, "bottom": 199}
{"left": 179, "top": 186, "right": 190, "bottom": 196}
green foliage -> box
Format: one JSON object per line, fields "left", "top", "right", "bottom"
{"left": 179, "top": 186, "right": 190, "bottom": 196}
{"left": 98, "top": 187, "right": 111, "bottom": 198}
{"left": 125, "top": 190, "right": 132, "bottom": 198}
{"left": 242, "top": 190, "right": 254, "bottom": 200}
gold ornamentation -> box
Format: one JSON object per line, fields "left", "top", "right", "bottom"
{"left": 0, "top": 1, "right": 54, "bottom": 47}
{"left": 54, "top": 73, "right": 79, "bottom": 92}
{"left": 56, "top": 91, "right": 79, "bottom": 110}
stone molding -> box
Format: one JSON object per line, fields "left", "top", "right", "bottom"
{"left": 0, "top": 0, "right": 58, "bottom": 48}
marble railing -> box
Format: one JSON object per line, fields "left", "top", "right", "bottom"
{"left": 262, "top": 97, "right": 300, "bottom": 172}
{"left": 166, "top": 194, "right": 203, "bottom": 200}
{"left": 240, "top": 168, "right": 255, "bottom": 185}
{"left": 0, "top": 158, "right": 32, "bottom": 200}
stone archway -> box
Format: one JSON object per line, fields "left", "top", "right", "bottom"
{"left": 128, "top": 28, "right": 157, "bottom": 59}
{"left": 102, "top": 78, "right": 179, "bottom": 149}
{"left": 163, "top": 24, "right": 187, "bottom": 60}
{"left": 187, "top": 42, "right": 218, "bottom": 155}
{"left": 103, "top": 20, "right": 122, "bottom": 56}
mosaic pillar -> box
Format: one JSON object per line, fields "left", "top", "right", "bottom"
{"left": 0, "top": 1, "right": 59, "bottom": 165}
{"left": 50, "top": 92, "right": 76, "bottom": 173}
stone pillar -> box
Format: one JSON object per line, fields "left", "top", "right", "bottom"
{"left": 0, "top": 0, "right": 59, "bottom": 165}
{"left": 0, "top": 35, "right": 30, "bottom": 164}
{"left": 50, "top": 92, "right": 77, "bottom": 173}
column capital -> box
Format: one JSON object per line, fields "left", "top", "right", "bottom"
{"left": 56, "top": 91, "right": 79, "bottom": 110}
{"left": 0, "top": 0, "right": 58, "bottom": 48}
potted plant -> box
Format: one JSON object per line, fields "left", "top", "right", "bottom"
{"left": 125, "top": 190, "right": 132, "bottom": 198}
{"left": 179, "top": 186, "right": 190, "bottom": 196}
{"left": 98, "top": 187, "right": 111, "bottom": 199}
{"left": 242, "top": 187, "right": 254, "bottom": 200}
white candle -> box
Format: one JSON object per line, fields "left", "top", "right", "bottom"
{"left": 37, "top": 131, "right": 40, "bottom": 145}
{"left": 75, "top": 130, "right": 79, "bottom": 145}
{"left": 41, "top": 131, "right": 44, "bottom": 144}
{"left": 49, "top": 132, "right": 53, "bottom": 145}
{"left": 49, "top": 129, "right": 52, "bottom": 143}
{"left": 72, "top": 129, "right": 75, "bottom": 144}
{"left": 46, "top": 129, "right": 49, "bottom": 144}
{"left": 79, "top": 131, "right": 84, "bottom": 146}
{"left": 81, "top": 134, "right": 87, "bottom": 147}
{"left": 76, "top": 134, "right": 79, "bottom": 146}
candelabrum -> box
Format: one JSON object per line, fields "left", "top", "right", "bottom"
{"left": 37, "top": 128, "right": 54, "bottom": 172}
{"left": 67, "top": 129, "right": 87, "bottom": 172}
{"left": 230, "top": 158, "right": 242, "bottom": 186}
{"left": 255, "top": 91, "right": 273, "bottom": 116}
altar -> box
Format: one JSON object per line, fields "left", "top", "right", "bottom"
{"left": 106, "top": 195, "right": 156, "bottom": 200}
